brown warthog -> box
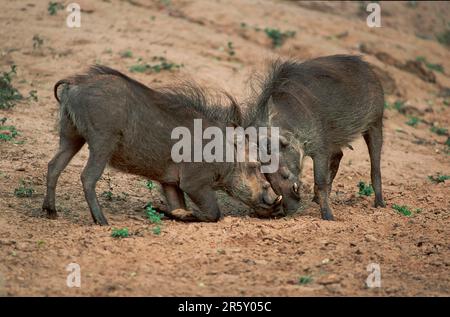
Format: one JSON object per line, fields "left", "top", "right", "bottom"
{"left": 43, "top": 65, "right": 282, "bottom": 225}
{"left": 246, "top": 55, "right": 386, "bottom": 220}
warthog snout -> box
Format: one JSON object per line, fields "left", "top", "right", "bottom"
{"left": 256, "top": 182, "right": 283, "bottom": 217}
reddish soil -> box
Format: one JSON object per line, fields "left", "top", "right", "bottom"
{"left": 0, "top": 0, "right": 449, "bottom": 296}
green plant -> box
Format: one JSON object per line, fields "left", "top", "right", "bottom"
{"left": 428, "top": 174, "right": 450, "bottom": 183}
{"left": 358, "top": 181, "right": 374, "bottom": 196}
{"left": 120, "top": 50, "right": 133, "bottom": 58}
{"left": 14, "top": 179, "right": 34, "bottom": 198}
{"left": 0, "top": 120, "right": 19, "bottom": 142}
{"left": 436, "top": 30, "right": 450, "bottom": 47}
{"left": 48, "top": 1, "right": 64, "bottom": 15}
{"left": 393, "top": 100, "right": 405, "bottom": 112}
{"left": 101, "top": 190, "right": 113, "bottom": 201}
{"left": 227, "top": 41, "right": 235, "bottom": 56}
{"left": 152, "top": 226, "right": 161, "bottom": 235}
{"left": 264, "top": 28, "right": 296, "bottom": 48}
{"left": 146, "top": 203, "right": 162, "bottom": 224}
{"left": 392, "top": 204, "right": 421, "bottom": 217}
{"left": 0, "top": 65, "right": 23, "bottom": 109}
{"left": 129, "top": 57, "right": 183, "bottom": 73}
{"left": 430, "top": 126, "right": 448, "bottom": 136}
{"left": 32, "top": 35, "right": 44, "bottom": 50}
{"left": 298, "top": 275, "right": 313, "bottom": 285}
{"left": 111, "top": 227, "right": 129, "bottom": 238}
{"left": 406, "top": 116, "right": 420, "bottom": 127}
{"left": 146, "top": 180, "right": 155, "bottom": 190}
{"left": 29, "top": 90, "right": 38, "bottom": 102}
{"left": 416, "top": 56, "right": 444, "bottom": 73}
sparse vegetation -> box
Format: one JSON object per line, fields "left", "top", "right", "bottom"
{"left": 0, "top": 66, "right": 36, "bottom": 109}
{"left": 358, "top": 181, "right": 374, "bottom": 196}
{"left": 120, "top": 50, "right": 133, "bottom": 58}
{"left": 406, "top": 116, "right": 420, "bottom": 127}
{"left": 129, "top": 57, "right": 183, "bottom": 73}
{"left": 146, "top": 180, "right": 155, "bottom": 190}
{"left": 436, "top": 30, "right": 450, "bottom": 47}
{"left": 111, "top": 227, "right": 129, "bottom": 238}
{"left": 393, "top": 100, "right": 405, "bottom": 112}
{"left": 0, "top": 65, "right": 23, "bottom": 109}
{"left": 226, "top": 41, "right": 235, "bottom": 56}
{"left": 14, "top": 179, "right": 34, "bottom": 198}
{"left": 298, "top": 275, "right": 313, "bottom": 285}
{"left": 146, "top": 203, "right": 162, "bottom": 224}
{"left": 101, "top": 190, "right": 113, "bottom": 201}
{"left": 428, "top": 173, "right": 450, "bottom": 183}
{"left": 430, "top": 126, "right": 448, "bottom": 136}
{"left": 32, "top": 35, "right": 44, "bottom": 50}
{"left": 0, "top": 119, "right": 19, "bottom": 142}
{"left": 264, "top": 28, "right": 296, "bottom": 48}
{"left": 48, "top": 1, "right": 64, "bottom": 15}
{"left": 392, "top": 204, "right": 421, "bottom": 217}
{"left": 416, "top": 56, "right": 444, "bottom": 73}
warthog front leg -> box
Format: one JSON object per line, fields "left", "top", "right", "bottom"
{"left": 161, "top": 184, "right": 196, "bottom": 222}
{"left": 312, "top": 150, "right": 343, "bottom": 205}
{"left": 179, "top": 180, "right": 221, "bottom": 222}
{"left": 313, "top": 154, "right": 334, "bottom": 220}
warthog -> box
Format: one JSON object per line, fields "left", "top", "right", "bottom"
{"left": 43, "top": 65, "right": 282, "bottom": 225}
{"left": 246, "top": 55, "right": 386, "bottom": 220}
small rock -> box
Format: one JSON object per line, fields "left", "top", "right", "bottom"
{"left": 365, "top": 234, "right": 378, "bottom": 242}
{"left": 318, "top": 274, "right": 342, "bottom": 285}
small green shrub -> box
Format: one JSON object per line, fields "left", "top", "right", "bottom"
{"left": 406, "top": 117, "right": 420, "bottom": 127}
{"left": 436, "top": 30, "right": 450, "bottom": 47}
{"left": 0, "top": 120, "right": 19, "bottom": 142}
{"left": 430, "top": 126, "right": 448, "bottom": 136}
{"left": 358, "top": 181, "right": 374, "bottom": 196}
{"left": 428, "top": 174, "right": 450, "bottom": 183}
{"left": 264, "top": 28, "right": 296, "bottom": 47}
{"left": 416, "top": 56, "right": 444, "bottom": 73}
{"left": 120, "top": 50, "right": 133, "bottom": 58}
{"left": 298, "top": 275, "right": 313, "bottom": 285}
{"left": 111, "top": 228, "right": 129, "bottom": 238}
{"left": 14, "top": 179, "right": 34, "bottom": 198}
{"left": 392, "top": 204, "right": 421, "bottom": 217}
{"left": 0, "top": 65, "right": 23, "bottom": 109}
{"left": 48, "top": 1, "right": 64, "bottom": 15}
{"left": 129, "top": 57, "right": 183, "bottom": 73}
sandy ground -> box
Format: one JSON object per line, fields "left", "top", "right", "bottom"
{"left": 0, "top": 0, "right": 449, "bottom": 296}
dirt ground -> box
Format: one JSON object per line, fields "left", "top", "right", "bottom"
{"left": 0, "top": 0, "right": 449, "bottom": 296}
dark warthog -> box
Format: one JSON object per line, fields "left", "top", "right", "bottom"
{"left": 247, "top": 55, "right": 386, "bottom": 220}
{"left": 43, "top": 65, "right": 282, "bottom": 225}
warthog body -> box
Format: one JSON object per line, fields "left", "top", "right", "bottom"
{"left": 248, "top": 55, "right": 386, "bottom": 220}
{"left": 43, "top": 65, "right": 281, "bottom": 225}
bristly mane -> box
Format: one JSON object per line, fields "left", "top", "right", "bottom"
{"left": 243, "top": 55, "right": 366, "bottom": 126}
{"left": 54, "top": 65, "right": 242, "bottom": 126}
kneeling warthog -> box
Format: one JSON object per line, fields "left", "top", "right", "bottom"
{"left": 43, "top": 65, "right": 282, "bottom": 225}
{"left": 247, "top": 55, "right": 386, "bottom": 220}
